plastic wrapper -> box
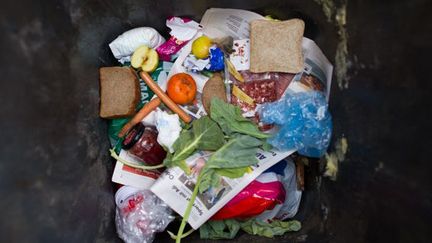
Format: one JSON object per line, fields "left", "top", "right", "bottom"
{"left": 211, "top": 169, "right": 286, "bottom": 220}
{"left": 109, "top": 27, "right": 165, "bottom": 64}
{"left": 231, "top": 79, "right": 277, "bottom": 116}
{"left": 260, "top": 91, "right": 332, "bottom": 158}
{"left": 237, "top": 71, "right": 295, "bottom": 99}
{"left": 228, "top": 70, "right": 295, "bottom": 131}
{"left": 115, "top": 187, "right": 174, "bottom": 243}
{"left": 156, "top": 17, "right": 201, "bottom": 61}
{"left": 207, "top": 47, "right": 224, "bottom": 71}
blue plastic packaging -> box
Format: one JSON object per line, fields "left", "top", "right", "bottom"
{"left": 206, "top": 47, "right": 224, "bottom": 71}
{"left": 259, "top": 91, "right": 332, "bottom": 158}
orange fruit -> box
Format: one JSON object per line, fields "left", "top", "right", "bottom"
{"left": 167, "top": 73, "right": 197, "bottom": 105}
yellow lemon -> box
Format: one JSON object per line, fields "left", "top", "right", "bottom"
{"left": 192, "top": 35, "right": 212, "bottom": 59}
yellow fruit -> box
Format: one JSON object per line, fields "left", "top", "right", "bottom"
{"left": 130, "top": 45, "right": 159, "bottom": 72}
{"left": 141, "top": 49, "right": 159, "bottom": 72}
{"left": 192, "top": 36, "right": 212, "bottom": 59}
{"left": 131, "top": 45, "right": 149, "bottom": 68}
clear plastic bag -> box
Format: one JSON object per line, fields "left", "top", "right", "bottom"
{"left": 259, "top": 91, "right": 332, "bottom": 158}
{"left": 115, "top": 187, "right": 174, "bottom": 243}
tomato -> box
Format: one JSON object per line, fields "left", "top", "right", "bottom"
{"left": 166, "top": 73, "right": 197, "bottom": 105}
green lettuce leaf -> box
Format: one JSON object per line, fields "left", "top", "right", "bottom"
{"left": 210, "top": 98, "right": 271, "bottom": 139}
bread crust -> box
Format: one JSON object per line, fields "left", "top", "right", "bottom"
{"left": 99, "top": 67, "right": 141, "bottom": 119}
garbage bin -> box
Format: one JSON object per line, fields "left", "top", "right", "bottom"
{"left": 1, "top": 0, "right": 431, "bottom": 242}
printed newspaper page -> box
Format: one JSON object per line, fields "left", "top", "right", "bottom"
{"left": 200, "top": 8, "right": 265, "bottom": 39}
{"left": 288, "top": 37, "right": 334, "bottom": 100}
{"left": 150, "top": 148, "right": 295, "bottom": 229}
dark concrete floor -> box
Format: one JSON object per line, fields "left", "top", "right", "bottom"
{"left": 0, "top": 0, "right": 431, "bottom": 242}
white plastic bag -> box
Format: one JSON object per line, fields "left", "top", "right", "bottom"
{"left": 109, "top": 27, "right": 165, "bottom": 63}
{"left": 255, "top": 159, "right": 302, "bottom": 221}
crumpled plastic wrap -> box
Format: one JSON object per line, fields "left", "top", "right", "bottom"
{"left": 259, "top": 91, "right": 332, "bottom": 158}
{"left": 115, "top": 187, "right": 174, "bottom": 243}
{"left": 109, "top": 27, "right": 165, "bottom": 64}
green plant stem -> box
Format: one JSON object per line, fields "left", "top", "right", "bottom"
{"left": 176, "top": 174, "right": 203, "bottom": 243}
{"left": 167, "top": 228, "right": 195, "bottom": 240}
{"left": 109, "top": 149, "right": 165, "bottom": 170}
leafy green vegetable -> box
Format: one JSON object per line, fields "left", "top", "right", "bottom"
{"left": 210, "top": 98, "right": 271, "bottom": 139}
{"left": 173, "top": 101, "right": 270, "bottom": 242}
{"left": 176, "top": 134, "right": 263, "bottom": 242}
{"left": 240, "top": 219, "right": 301, "bottom": 238}
{"left": 198, "top": 135, "right": 263, "bottom": 193}
{"left": 206, "top": 134, "right": 262, "bottom": 169}
{"left": 198, "top": 169, "right": 218, "bottom": 196}
{"left": 163, "top": 116, "right": 224, "bottom": 174}
{"left": 200, "top": 219, "right": 240, "bottom": 240}
{"left": 261, "top": 140, "right": 273, "bottom": 151}
{"left": 199, "top": 218, "right": 301, "bottom": 240}
{"left": 214, "top": 166, "right": 251, "bottom": 178}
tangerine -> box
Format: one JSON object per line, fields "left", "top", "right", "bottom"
{"left": 166, "top": 73, "right": 197, "bottom": 105}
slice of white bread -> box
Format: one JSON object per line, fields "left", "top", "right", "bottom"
{"left": 250, "top": 18, "right": 305, "bottom": 74}
{"left": 99, "top": 67, "right": 140, "bottom": 118}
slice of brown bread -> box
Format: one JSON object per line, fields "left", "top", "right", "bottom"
{"left": 99, "top": 67, "right": 141, "bottom": 118}
{"left": 250, "top": 18, "right": 305, "bottom": 74}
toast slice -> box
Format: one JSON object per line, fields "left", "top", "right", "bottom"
{"left": 99, "top": 67, "right": 140, "bottom": 118}
{"left": 250, "top": 18, "right": 305, "bottom": 73}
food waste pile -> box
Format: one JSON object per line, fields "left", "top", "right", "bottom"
{"left": 99, "top": 8, "right": 334, "bottom": 243}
